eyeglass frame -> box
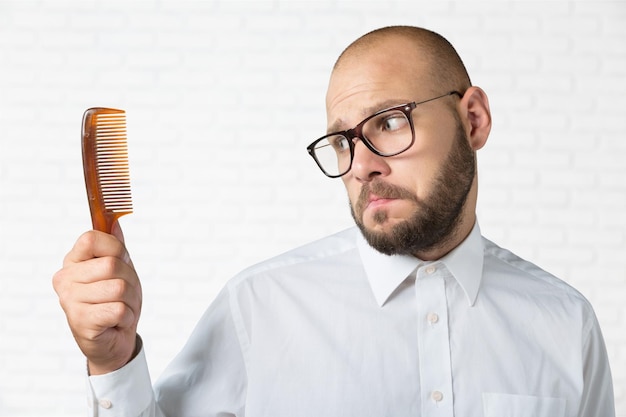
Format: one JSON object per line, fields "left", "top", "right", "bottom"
{"left": 306, "top": 90, "right": 463, "bottom": 178}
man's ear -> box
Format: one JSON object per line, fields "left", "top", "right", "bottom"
{"left": 459, "top": 86, "right": 491, "bottom": 150}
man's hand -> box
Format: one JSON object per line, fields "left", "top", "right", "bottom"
{"left": 52, "top": 222, "right": 142, "bottom": 375}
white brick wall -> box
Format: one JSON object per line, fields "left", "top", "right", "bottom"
{"left": 0, "top": 1, "right": 624, "bottom": 415}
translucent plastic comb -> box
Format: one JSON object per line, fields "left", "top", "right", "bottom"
{"left": 81, "top": 108, "right": 133, "bottom": 233}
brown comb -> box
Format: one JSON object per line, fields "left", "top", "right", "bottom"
{"left": 81, "top": 108, "right": 133, "bottom": 233}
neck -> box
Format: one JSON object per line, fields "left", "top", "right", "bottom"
{"left": 413, "top": 180, "right": 478, "bottom": 261}
{"left": 413, "top": 210, "right": 476, "bottom": 261}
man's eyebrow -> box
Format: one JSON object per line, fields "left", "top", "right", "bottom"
{"left": 326, "top": 99, "right": 413, "bottom": 134}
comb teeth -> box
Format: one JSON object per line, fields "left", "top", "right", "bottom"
{"left": 82, "top": 107, "right": 134, "bottom": 233}
{"left": 94, "top": 112, "right": 133, "bottom": 214}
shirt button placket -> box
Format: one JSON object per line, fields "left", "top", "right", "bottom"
{"left": 415, "top": 263, "right": 453, "bottom": 416}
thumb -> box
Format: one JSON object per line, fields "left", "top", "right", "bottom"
{"left": 110, "top": 220, "right": 134, "bottom": 267}
{"left": 110, "top": 219, "right": 125, "bottom": 243}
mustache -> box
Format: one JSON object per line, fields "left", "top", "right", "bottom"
{"left": 355, "top": 180, "right": 418, "bottom": 214}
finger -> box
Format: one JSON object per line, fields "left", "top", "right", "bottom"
{"left": 68, "top": 279, "right": 141, "bottom": 311}
{"left": 89, "top": 301, "right": 138, "bottom": 332}
{"left": 58, "top": 254, "right": 138, "bottom": 284}
{"left": 53, "top": 261, "right": 142, "bottom": 331}
{"left": 63, "top": 230, "right": 130, "bottom": 266}
{"left": 69, "top": 301, "right": 138, "bottom": 339}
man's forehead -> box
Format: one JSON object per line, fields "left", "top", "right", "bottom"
{"left": 325, "top": 66, "right": 430, "bottom": 133}
{"left": 324, "top": 34, "right": 437, "bottom": 131}
{"left": 328, "top": 41, "right": 431, "bottom": 98}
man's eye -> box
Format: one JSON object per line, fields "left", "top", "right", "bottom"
{"left": 382, "top": 114, "right": 408, "bottom": 132}
{"left": 332, "top": 137, "right": 350, "bottom": 151}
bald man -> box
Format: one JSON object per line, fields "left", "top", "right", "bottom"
{"left": 54, "top": 26, "right": 614, "bottom": 417}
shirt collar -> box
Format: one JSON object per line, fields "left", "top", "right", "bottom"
{"left": 357, "top": 222, "right": 484, "bottom": 307}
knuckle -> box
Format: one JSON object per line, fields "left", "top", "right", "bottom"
{"left": 76, "top": 230, "right": 98, "bottom": 250}
{"left": 109, "top": 279, "right": 127, "bottom": 300}
{"left": 51, "top": 269, "right": 65, "bottom": 292}
{"left": 108, "top": 302, "right": 127, "bottom": 320}
{"left": 99, "top": 256, "right": 119, "bottom": 277}
{"left": 56, "top": 290, "right": 71, "bottom": 309}
{"left": 52, "top": 271, "right": 74, "bottom": 305}
{"left": 90, "top": 302, "right": 124, "bottom": 328}
{"left": 62, "top": 251, "right": 72, "bottom": 266}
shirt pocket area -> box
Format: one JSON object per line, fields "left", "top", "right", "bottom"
{"left": 482, "top": 393, "right": 566, "bottom": 417}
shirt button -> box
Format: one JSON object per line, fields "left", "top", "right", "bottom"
{"left": 425, "top": 265, "right": 436, "bottom": 274}
{"left": 431, "top": 391, "right": 444, "bottom": 402}
{"left": 427, "top": 313, "right": 439, "bottom": 324}
{"left": 99, "top": 399, "right": 112, "bottom": 409}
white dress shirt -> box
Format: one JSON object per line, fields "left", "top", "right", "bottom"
{"left": 87, "top": 223, "right": 615, "bottom": 417}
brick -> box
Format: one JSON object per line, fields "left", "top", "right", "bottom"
{"left": 542, "top": 15, "right": 602, "bottom": 35}
{"left": 573, "top": 32, "right": 626, "bottom": 54}
{"left": 535, "top": 206, "right": 596, "bottom": 226}
{"left": 573, "top": 1, "right": 626, "bottom": 17}
{"left": 511, "top": 1, "right": 572, "bottom": 15}
{"left": 67, "top": 10, "right": 128, "bottom": 30}
{"left": 510, "top": 187, "right": 569, "bottom": 207}
{"left": 486, "top": 16, "right": 542, "bottom": 34}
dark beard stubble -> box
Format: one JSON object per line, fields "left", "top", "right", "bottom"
{"left": 350, "top": 121, "right": 476, "bottom": 256}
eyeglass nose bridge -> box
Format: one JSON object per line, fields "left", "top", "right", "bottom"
{"left": 344, "top": 126, "right": 383, "bottom": 158}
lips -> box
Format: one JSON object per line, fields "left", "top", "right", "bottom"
{"left": 366, "top": 194, "right": 395, "bottom": 210}
{"left": 355, "top": 180, "right": 418, "bottom": 218}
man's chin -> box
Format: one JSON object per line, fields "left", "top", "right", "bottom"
{"left": 355, "top": 221, "right": 404, "bottom": 256}
{"left": 351, "top": 205, "right": 413, "bottom": 255}
{"left": 361, "top": 209, "right": 403, "bottom": 232}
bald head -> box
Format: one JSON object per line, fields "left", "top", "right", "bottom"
{"left": 334, "top": 26, "right": 471, "bottom": 95}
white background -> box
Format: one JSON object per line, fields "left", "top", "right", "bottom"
{"left": 0, "top": 1, "right": 624, "bottom": 416}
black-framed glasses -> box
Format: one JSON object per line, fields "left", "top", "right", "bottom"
{"left": 306, "top": 91, "right": 462, "bottom": 178}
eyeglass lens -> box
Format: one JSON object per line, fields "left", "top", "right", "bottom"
{"left": 312, "top": 108, "right": 413, "bottom": 177}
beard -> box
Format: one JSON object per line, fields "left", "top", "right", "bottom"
{"left": 350, "top": 120, "right": 476, "bottom": 256}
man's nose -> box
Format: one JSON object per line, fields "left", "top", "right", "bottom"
{"left": 349, "top": 139, "right": 391, "bottom": 183}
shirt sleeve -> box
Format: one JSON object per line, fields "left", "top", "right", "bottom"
{"left": 87, "top": 337, "right": 161, "bottom": 417}
{"left": 86, "top": 285, "right": 247, "bottom": 417}
{"left": 153, "top": 285, "right": 248, "bottom": 417}
{"left": 577, "top": 306, "right": 616, "bottom": 417}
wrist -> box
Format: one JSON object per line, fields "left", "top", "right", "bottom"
{"left": 87, "top": 335, "right": 142, "bottom": 376}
